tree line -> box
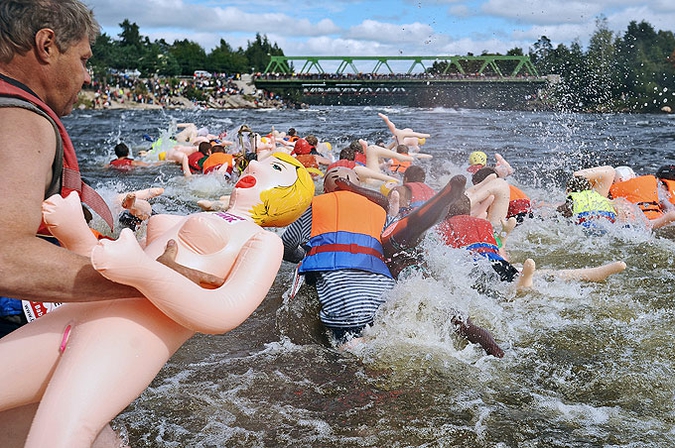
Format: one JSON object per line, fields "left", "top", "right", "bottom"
{"left": 89, "top": 17, "right": 675, "bottom": 113}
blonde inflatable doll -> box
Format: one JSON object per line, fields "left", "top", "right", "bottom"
{"left": 0, "top": 152, "right": 314, "bottom": 448}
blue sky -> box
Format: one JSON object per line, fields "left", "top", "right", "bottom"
{"left": 86, "top": 0, "right": 675, "bottom": 57}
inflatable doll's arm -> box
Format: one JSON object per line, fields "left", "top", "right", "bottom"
{"left": 353, "top": 166, "right": 398, "bottom": 184}
{"left": 91, "top": 229, "right": 283, "bottom": 334}
{"left": 42, "top": 192, "right": 100, "bottom": 257}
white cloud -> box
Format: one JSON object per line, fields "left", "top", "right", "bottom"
{"left": 481, "top": 0, "right": 604, "bottom": 25}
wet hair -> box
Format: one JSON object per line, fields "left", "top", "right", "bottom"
{"left": 287, "top": 128, "right": 297, "bottom": 136}
{"left": 403, "top": 165, "right": 426, "bottom": 183}
{"left": 305, "top": 134, "right": 318, "bottom": 147}
{"left": 339, "top": 147, "right": 355, "bottom": 161}
{"left": 446, "top": 193, "right": 471, "bottom": 218}
{"left": 114, "top": 142, "right": 130, "bottom": 158}
{"left": 349, "top": 140, "right": 364, "bottom": 153}
{"left": 198, "top": 141, "right": 212, "bottom": 155}
{"left": 472, "top": 166, "right": 497, "bottom": 185}
{"left": 396, "top": 144, "right": 409, "bottom": 154}
{"left": 566, "top": 175, "right": 591, "bottom": 193}
{"left": 0, "top": 0, "right": 100, "bottom": 63}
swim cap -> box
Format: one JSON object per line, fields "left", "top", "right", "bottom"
{"left": 323, "top": 167, "right": 360, "bottom": 193}
{"left": 293, "top": 138, "right": 312, "bottom": 155}
{"left": 418, "top": 138, "right": 426, "bottom": 146}
{"left": 468, "top": 151, "right": 487, "bottom": 166}
{"left": 158, "top": 151, "right": 166, "bottom": 161}
{"left": 614, "top": 166, "right": 636, "bottom": 183}
{"left": 380, "top": 180, "right": 398, "bottom": 196}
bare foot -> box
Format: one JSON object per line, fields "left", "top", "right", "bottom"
{"left": 516, "top": 258, "right": 536, "bottom": 291}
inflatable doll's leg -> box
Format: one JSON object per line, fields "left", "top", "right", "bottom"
{"left": 466, "top": 176, "right": 510, "bottom": 228}
{"left": 26, "top": 299, "right": 192, "bottom": 448}
{"left": 548, "top": 261, "right": 627, "bottom": 282}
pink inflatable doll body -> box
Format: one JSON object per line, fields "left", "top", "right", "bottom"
{"left": 0, "top": 152, "right": 315, "bottom": 448}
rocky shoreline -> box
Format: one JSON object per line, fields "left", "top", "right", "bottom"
{"left": 75, "top": 75, "right": 287, "bottom": 111}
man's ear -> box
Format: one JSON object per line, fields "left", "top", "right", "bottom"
{"left": 34, "top": 28, "right": 57, "bottom": 63}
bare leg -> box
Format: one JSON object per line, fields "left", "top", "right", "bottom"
{"left": 0, "top": 404, "right": 129, "bottom": 448}
{"left": 494, "top": 153, "right": 514, "bottom": 178}
{"left": 465, "top": 175, "right": 510, "bottom": 227}
{"left": 649, "top": 210, "right": 675, "bottom": 230}
{"left": 42, "top": 192, "right": 99, "bottom": 256}
{"left": 545, "top": 261, "right": 627, "bottom": 282}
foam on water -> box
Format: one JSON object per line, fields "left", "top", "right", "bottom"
{"left": 58, "top": 106, "right": 675, "bottom": 446}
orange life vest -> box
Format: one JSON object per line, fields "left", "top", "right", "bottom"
{"left": 0, "top": 75, "right": 113, "bottom": 230}
{"left": 609, "top": 175, "right": 663, "bottom": 220}
{"left": 660, "top": 178, "right": 675, "bottom": 206}
{"left": 300, "top": 191, "right": 391, "bottom": 277}
{"left": 202, "top": 153, "right": 234, "bottom": 174}
{"left": 295, "top": 154, "right": 319, "bottom": 169}
{"left": 390, "top": 159, "right": 411, "bottom": 174}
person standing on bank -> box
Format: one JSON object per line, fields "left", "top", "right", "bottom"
{"left": 0, "top": 3, "right": 218, "bottom": 446}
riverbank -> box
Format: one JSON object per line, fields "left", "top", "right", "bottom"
{"left": 75, "top": 74, "right": 289, "bottom": 111}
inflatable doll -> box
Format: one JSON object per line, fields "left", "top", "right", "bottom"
{"left": 0, "top": 152, "right": 314, "bottom": 448}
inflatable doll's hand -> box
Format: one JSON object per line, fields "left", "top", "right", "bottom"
{"left": 42, "top": 191, "right": 99, "bottom": 256}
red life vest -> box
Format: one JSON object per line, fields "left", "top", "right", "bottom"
{"left": 438, "top": 215, "right": 501, "bottom": 259}
{"left": 109, "top": 157, "right": 134, "bottom": 172}
{"left": 188, "top": 151, "right": 208, "bottom": 173}
{"left": 326, "top": 159, "right": 356, "bottom": 172}
{"left": 508, "top": 185, "right": 532, "bottom": 218}
{"left": 0, "top": 75, "right": 113, "bottom": 230}
{"left": 406, "top": 182, "right": 436, "bottom": 208}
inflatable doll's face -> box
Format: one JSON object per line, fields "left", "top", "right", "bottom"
{"left": 229, "top": 152, "right": 314, "bottom": 226}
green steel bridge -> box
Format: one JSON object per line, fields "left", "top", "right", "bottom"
{"left": 254, "top": 55, "right": 549, "bottom": 109}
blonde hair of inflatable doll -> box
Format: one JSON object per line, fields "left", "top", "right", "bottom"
{"left": 250, "top": 152, "right": 315, "bottom": 227}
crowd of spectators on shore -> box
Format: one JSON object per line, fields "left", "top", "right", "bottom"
{"left": 82, "top": 72, "right": 281, "bottom": 109}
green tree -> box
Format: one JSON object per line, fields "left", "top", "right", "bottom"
{"left": 207, "top": 39, "right": 249, "bottom": 74}
{"left": 117, "top": 19, "right": 145, "bottom": 70}
{"left": 244, "top": 33, "right": 284, "bottom": 72}
{"left": 170, "top": 39, "right": 207, "bottom": 76}
{"left": 584, "top": 16, "right": 619, "bottom": 111}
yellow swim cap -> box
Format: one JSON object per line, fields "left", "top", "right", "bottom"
{"left": 380, "top": 180, "right": 398, "bottom": 196}
{"left": 417, "top": 138, "right": 426, "bottom": 146}
{"left": 468, "top": 151, "right": 487, "bottom": 166}
{"left": 158, "top": 151, "right": 166, "bottom": 161}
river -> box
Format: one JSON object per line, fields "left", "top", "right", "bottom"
{"left": 63, "top": 106, "right": 675, "bottom": 447}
